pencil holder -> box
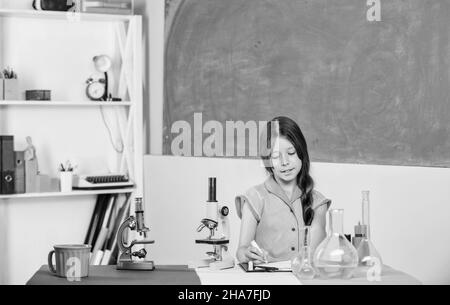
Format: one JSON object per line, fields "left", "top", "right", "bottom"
{"left": 59, "top": 171, "right": 73, "bottom": 193}
{"left": 3, "top": 78, "right": 19, "bottom": 100}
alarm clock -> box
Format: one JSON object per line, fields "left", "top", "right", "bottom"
{"left": 86, "top": 76, "right": 106, "bottom": 101}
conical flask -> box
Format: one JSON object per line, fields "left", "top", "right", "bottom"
{"left": 313, "top": 209, "right": 358, "bottom": 279}
{"left": 291, "top": 226, "right": 316, "bottom": 280}
{"left": 356, "top": 191, "right": 383, "bottom": 276}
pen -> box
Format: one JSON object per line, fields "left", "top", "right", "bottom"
{"left": 251, "top": 240, "right": 268, "bottom": 263}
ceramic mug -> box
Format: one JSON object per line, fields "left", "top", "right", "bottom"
{"left": 48, "top": 245, "right": 91, "bottom": 279}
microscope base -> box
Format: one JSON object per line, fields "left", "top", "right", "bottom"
{"left": 188, "top": 257, "right": 235, "bottom": 270}
{"left": 210, "top": 258, "right": 235, "bottom": 270}
{"left": 117, "top": 260, "right": 155, "bottom": 271}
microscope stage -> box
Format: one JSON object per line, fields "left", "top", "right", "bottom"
{"left": 195, "top": 239, "right": 230, "bottom": 245}
{"left": 117, "top": 260, "right": 155, "bottom": 271}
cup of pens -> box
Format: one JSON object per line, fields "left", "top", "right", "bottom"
{"left": 59, "top": 161, "right": 76, "bottom": 193}
{"left": 2, "top": 67, "right": 19, "bottom": 100}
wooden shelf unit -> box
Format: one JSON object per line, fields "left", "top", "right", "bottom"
{"left": 0, "top": 9, "right": 144, "bottom": 201}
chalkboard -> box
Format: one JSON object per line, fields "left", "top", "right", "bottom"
{"left": 164, "top": 0, "right": 450, "bottom": 167}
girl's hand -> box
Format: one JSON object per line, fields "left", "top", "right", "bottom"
{"left": 243, "top": 245, "right": 269, "bottom": 264}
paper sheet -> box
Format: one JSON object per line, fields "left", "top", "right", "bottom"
{"left": 195, "top": 266, "right": 301, "bottom": 285}
{"left": 256, "top": 260, "right": 292, "bottom": 271}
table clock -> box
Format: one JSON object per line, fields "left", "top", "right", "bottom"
{"left": 86, "top": 76, "right": 107, "bottom": 101}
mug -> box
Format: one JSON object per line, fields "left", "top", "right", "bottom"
{"left": 48, "top": 245, "right": 91, "bottom": 279}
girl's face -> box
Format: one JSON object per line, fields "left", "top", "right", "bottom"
{"left": 270, "top": 137, "right": 302, "bottom": 183}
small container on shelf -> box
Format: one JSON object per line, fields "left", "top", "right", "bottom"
{"left": 58, "top": 161, "right": 77, "bottom": 193}
{"left": 2, "top": 67, "right": 19, "bottom": 100}
{"left": 3, "top": 78, "right": 20, "bottom": 100}
{"left": 26, "top": 90, "right": 52, "bottom": 101}
{"left": 59, "top": 172, "right": 73, "bottom": 192}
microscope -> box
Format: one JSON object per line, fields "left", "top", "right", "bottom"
{"left": 117, "top": 196, "right": 155, "bottom": 271}
{"left": 189, "top": 178, "right": 235, "bottom": 270}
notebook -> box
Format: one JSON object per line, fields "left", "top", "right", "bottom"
{"left": 239, "top": 260, "right": 292, "bottom": 273}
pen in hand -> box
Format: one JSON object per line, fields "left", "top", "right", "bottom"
{"left": 251, "top": 240, "right": 268, "bottom": 264}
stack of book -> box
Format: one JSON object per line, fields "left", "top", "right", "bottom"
{"left": 85, "top": 193, "right": 131, "bottom": 265}
{"left": 81, "top": 0, "right": 134, "bottom": 15}
{"left": 0, "top": 135, "right": 59, "bottom": 195}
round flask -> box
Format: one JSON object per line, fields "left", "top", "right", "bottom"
{"left": 313, "top": 209, "right": 358, "bottom": 279}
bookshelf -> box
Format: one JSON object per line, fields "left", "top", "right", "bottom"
{"left": 0, "top": 188, "right": 134, "bottom": 200}
{"left": 0, "top": 9, "right": 145, "bottom": 201}
{"left": 0, "top": 101, "right": 133, "bottom": 107}
{"left": 0, "top": 8, "right": 135, "bottom": 22}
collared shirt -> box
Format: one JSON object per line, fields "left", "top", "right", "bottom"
{"left": 235, "top": 176, "right": 331, "bottom": 261}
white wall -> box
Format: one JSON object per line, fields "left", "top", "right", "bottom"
{"left": 144, "top": 155, "right": 450, "bottom": 285}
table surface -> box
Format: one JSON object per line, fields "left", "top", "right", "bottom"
{"left": 27, "top": 265, "right": 422, "bottom": 285}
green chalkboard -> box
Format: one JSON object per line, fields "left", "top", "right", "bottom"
{"left": 164, "top": 0, "right": 450, "bottom": 167}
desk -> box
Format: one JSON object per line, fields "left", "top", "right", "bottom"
{"left": 26, "top": 265, "right": 201, "bottom": 285}
{"left": 27, "top": 265, "right": 421, "bottom": 285}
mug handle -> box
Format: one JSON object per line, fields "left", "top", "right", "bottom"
{"left": 48, "top": 250, "right": 56, "bottom": 274}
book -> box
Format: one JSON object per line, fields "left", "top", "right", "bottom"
{"left": 84, "top": 195, "right": 104, "bottom": 245}
{"left": 91, "top": 249, "right": 104, "bottom": 266}
{"left": 99, "top": 195, "right": 118, "bottom": 264}
{"left": 81, "top": 0, "right": 133, "bottom": 14}
{"left": 104, "top": 194, "right": 131, "bottom": 265}
{"left": 104, "top": 198, "right": 118, "bottom": 246}
{"left": 90, "top": 195, "right": 116, "bottom": 265}
{"left": 89, "top": 195, "right": 110, "bottom": 248}
{"left": 1, "top": 136, "right": 15, "bottom": 195}
{"left": 82, "top": 1, "right": 131, "bottom": 9}
{"left": 100, "top": 249, "right": 112, "bottom": 266}
{"left": 82, "top": 7, "right": 133, "bottom": 15}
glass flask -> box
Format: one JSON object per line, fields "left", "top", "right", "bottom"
{"left": 356, "top": 191, "right": 383, "bottom": 277}
{"left": 313, "top": 209, "right": 358, "bottom": 279}
{"left": 291, "top": 226, "right": 316, "bottom": 280}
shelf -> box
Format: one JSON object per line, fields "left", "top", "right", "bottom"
{"left": 0, "top": 101, "right": 133, "bottom": 107}
{"left": 0, "top": 9, "right": 135, "bottom": 22}
{"left": 0, "top": 188, "right": 135, "bottom": 200}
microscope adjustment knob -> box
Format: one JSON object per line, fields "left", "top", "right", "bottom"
{"left": 220, "top": 206, "right": 229, "bottom": 217}
{"left": 132, "top": 248, "right": 148, "bottom": 259}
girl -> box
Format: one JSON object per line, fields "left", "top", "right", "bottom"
{"left": 235, "top": 116, "right": 331, "bottom": 264}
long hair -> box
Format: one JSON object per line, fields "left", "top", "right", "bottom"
{"left": 260, "top": 117, "right": 315, "bottom": 226}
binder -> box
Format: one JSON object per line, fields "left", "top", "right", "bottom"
{"left": 85, "top": 195, "right": 108, "bottom": 247}
{"left": 0, "top": 136, "right": 15, "bottom": 195}
{"left": 84, "top": 195, "right": 103, "bottom": 245}
{"left": 90, "top": 196, "right": 115, "bottom": 265}
{"left": 14, "top": 151, "right": 26, "bottom": 194}
{"left": 104, "top": 194, "right": 131, "bottom": 265}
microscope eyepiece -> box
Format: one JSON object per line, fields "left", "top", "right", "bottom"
{"left": 208, "top": 177, "right": 217, "bottom": 202}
